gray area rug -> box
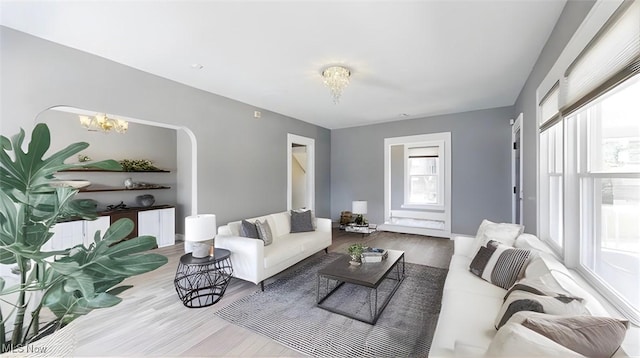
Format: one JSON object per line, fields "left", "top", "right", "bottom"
{"left": 216, "top": 253, "right": 448, "bottom": 357}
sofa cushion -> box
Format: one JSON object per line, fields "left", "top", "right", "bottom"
{"left": 470, "top": 240, "right": 531, "bottom": 290}
{"left": 517, "top": 256, "right": 610, "bottom": 318}
{"left": 495, "top": 290, "right": 588, "bottom": 329}
{"left": 432, "top": 288, "right": 504, "bottom": 352}
{"left": 269, "top": 212, "right": 291, "bottom": 238}
{"left": 515, "top": 233, "right": 555, "bottom": 255}
{"left": 290, "top": 209, "right": 314, "bottom": 233}
{"left": 240, "top": 219, "right": 259, "bottom": 238}
{"left": 468, "top": 220, "right": 523, "bottom": 258}
{"left": 263, "top": 241, "right": 303, "bottom": 268}
{"left": 255, "top": 219, "right": 273, "bottom": 246}
{"left": 524, "top": 252, "right": 571, "bottom": 279}
{"left": 522, "top": 315, "right": 628, "bottom": 358}
{"left": 486, "top": 322, "right": 585, "bottom": 357}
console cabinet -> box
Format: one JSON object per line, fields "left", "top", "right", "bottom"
{"left": 44, "top": 215, "right": 110, "bottom": 252}
{"left": 47, "top": 206, "right": 175, "bottom": 251}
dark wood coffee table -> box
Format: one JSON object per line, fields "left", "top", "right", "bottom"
{"left": 316, "top": 249, "right": 405, "bottom": 324}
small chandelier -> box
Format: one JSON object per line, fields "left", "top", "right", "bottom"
{"left": 322, "top": 66, "right": 350, "bottom": 104}
{"left": 79, "top": 114, "right": 128, "bottom": 134}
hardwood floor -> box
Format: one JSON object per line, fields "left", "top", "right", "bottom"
{"left": 32, "top": 229, "right": 453, "bottom": 357}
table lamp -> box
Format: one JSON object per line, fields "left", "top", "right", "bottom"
{"left": 352, "top": 200, "right": 368, "bottom": 225}
{"left": 185, "top": 214, "right": 216, "bottom": 258}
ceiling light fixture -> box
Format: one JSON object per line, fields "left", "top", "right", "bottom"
{"left": 79, "top": 114, "right": 128, "bottom": 134}
{"left": 322, "top": 65, "right": 350, "bottom": 104}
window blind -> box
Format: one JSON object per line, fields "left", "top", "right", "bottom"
{"left": 408, "top": 146, "right": 439, "bottom": 158}
{"left": 561, "top": 0, "right": 640, "bottom": 115}
{"left": 539, "top": 81, "right": 560, "bottom": 130}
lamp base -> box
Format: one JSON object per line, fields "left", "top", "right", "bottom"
{"left": 191, "top": 242, "right": 211, "bottom": 258}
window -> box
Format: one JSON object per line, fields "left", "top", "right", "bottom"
{"left": 574, "top": 74, "right": 640, "bottom": 320}
{"left": 537, "top": 0, "right": 639, "bottom": 324}
{"left": 539, "top": 121, "right": 563, "bottom": 249}
{"left": 403, "top": 142, "right": 444, "bottom": 209}
{"left": 406, "top": 146, "right": 440, "bottom": 205}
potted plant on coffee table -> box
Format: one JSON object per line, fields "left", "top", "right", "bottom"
{"left": 347, "top": 243, "right": 365, "bottom": 265}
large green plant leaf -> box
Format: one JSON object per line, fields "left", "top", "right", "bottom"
{"left": 44, "top": 218, "right": 167, "bottom": 322}
{"left": 1, "top": 123, "right": 166, "bottom": 344}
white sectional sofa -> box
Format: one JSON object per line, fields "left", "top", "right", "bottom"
{"left": 216, "top": 211, "right": 332, "bottom": 290}
{"left": 430, "top": 227, "right": 629, "bottom": 357}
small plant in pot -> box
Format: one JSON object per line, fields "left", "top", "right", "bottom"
{"left": 347, "top": 243, "right": 365, "bottom": 265}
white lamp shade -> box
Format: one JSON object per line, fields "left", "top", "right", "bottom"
{"left": 185, "top": 214, "right": 217, "bottom": 242}
{"left": 352, "top": 201, "right": 368, "bottom": 215}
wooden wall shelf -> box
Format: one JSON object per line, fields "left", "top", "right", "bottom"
{"left": 79, "top": 185, "right": 170, "bottom": 193}
{"left": 59, "top": 169, "right": 170, "bottom": 173}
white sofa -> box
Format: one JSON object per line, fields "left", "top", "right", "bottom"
{"left": 430, "top": 231, "right": 626, "bottom": 357}
{"left": 216, "top": 211, "right": 332, "bottom": 290}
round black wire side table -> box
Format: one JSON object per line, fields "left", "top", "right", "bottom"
{"left": 174, "top": 248, "right": 233, "bottom": 308}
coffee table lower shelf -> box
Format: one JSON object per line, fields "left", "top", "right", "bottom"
{"left": 316, "top": 252, "right": 405, "bottom": 325}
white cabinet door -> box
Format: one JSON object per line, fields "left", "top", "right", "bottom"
{"left": 158, "top": 208, "right": 175, "bottom": 247}
{"left": 50, "top": 221, "right": 84, "bottom": 251}
{"left": 84, "top": 216, "right": 110, "bottom": 247}
{"left": 138, "top": 208, "right": 175, "bottom": 248}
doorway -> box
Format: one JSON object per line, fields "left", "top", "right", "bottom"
{"left": 287, "top": 134, "right": 315, "bottom": 211}
{"left": 512, "top": 113, "right": 523, "bottom": 224}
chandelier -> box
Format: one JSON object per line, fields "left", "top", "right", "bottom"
{"left": 322, "top": 66, "right": 351, "bottom": 104}
{"left": 79, "top": 114, "right": 128, "bottom": 134}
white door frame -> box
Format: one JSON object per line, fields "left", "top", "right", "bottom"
{"left": 287, "top": 133, "right": 315, "bottom": 211}
{"left": 512, "top": 113, "right": 524, "bottom": 224}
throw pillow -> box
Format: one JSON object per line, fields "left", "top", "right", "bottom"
{"left": 486, "top": 322, "right": 585, "bottom": 357}
{"left": 469, "top": 220, "right": 524, "bottom": 258}
{"left": 290, "top": 209, "right": 314, "bottom": 233}
{"left": 495, "top": 289, "right": 587, "bottom": 329}
{"left": 469, "top": 240, "right": 531, "bottom": 290}
{"left": 255, "top": 219, "right": 273, "bottom": 246}
{"left": 240, "top": 219, "right": 259, "bottom": 239}
{"left": 522, "top": 315, "right": 629, "bottom": 358}
{"left": 292, "top": 208, "right": 317, "bottom": 229}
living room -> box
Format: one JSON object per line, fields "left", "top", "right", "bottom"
{"left": 1, "top": 0, "right": 639, "bottom": 356}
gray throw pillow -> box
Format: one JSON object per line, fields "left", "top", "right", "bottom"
{"left": 290, "top": 210, "right": 314, "bottom": 233}
{"left": 255, "top": 219, "right": 273, "bottom": 246}
{"left": 240, "top": 219, "right": 259, "bottom": 239}
{"left": 522, "top": 315, "right": 629, "bottom": 358}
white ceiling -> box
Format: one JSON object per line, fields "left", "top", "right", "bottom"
{"left": 0, "top": 0, "right": 566, "bottom": 129}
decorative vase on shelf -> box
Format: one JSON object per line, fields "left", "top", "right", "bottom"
{"left": 124, "top": 178, "right": 134, "bottom": 189}
{"left": 136, "top": 194, "right": 155, "bottom": 207}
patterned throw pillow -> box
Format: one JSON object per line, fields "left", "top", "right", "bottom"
{"left": 469, "top": 240, "right": 531, "bottom": 290}
{"left": 240, "top": 219, "right": 259, "bottom": 239}
{"left": 290, "top": 210, "right": 314, "bottom": 233}
{"left": 495, "top": 289, "right": 587, "bottom": 329}
{"left": 255, "top": 219, "right": 273, "bottom": 246}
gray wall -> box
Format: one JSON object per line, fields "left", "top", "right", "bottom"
{"left": 331, "top": 106, "right": 514, "bottom": 236}
{"left": 513, "top": 0, "right": 596, "bottom": 234}
{"left": 0, "top": 26, "right": 331, "bottom": 233}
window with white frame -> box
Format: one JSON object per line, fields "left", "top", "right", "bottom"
{"left": 537, "top": 0, "right": 639, "bottom": 324}
{"left": 573, "top": 74, "right": 640, "bottom": 321}
{"left": 403, "top": 143, "right": 444, "bottom": 209}
{"left": 539, "top": 121, "right": 563, "bottom": 249}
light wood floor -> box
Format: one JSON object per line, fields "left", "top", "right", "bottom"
{"left": 31, "top": 229, "right": 453, "bottom": 357}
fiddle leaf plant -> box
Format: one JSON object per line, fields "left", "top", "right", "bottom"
{"left": 0, "top": 123, "right": 168, "bottom": 349}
